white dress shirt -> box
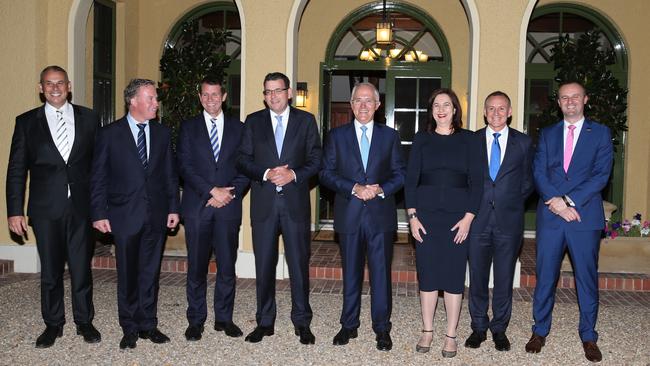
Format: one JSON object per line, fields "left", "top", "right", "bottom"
{"left": 204, "top": 110, "right": 224, "bottom": 161}
{"left": 44, "top": 101, "right": 76, "bottom": 160}
{"left": 485, "top": 125, "right": 509, "bottom": 165}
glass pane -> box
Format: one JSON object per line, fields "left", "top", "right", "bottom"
{"left": 412, "top": 31, "right": 442, "bottom": 60}
{"left": 395, "top": 78, "right": 416, "bottom": 108}
{"left": 418, "top": 111, "right": 429, "bottom": 134}
{"left": 394, "top": 111, "right": 416, "bottom": 142}
{"left": 334, "top": 30, "right": 365, "bottom": 60}
{"left": 529, "top": 79, "right": 552, "bottom": 114}
{"left": 418, "top": 78, "right": 441, "bottom": 107}
{"left": 228, "top": 74, "right": 241, "bottom": 107}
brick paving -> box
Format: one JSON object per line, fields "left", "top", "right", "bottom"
{"left": 3, "top": 269, "right": 649, "bottom": 307}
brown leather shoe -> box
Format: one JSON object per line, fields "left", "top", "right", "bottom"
{"left": 525, "top": 334, "right": 546, "bottom": 353}
{"left": 583, "top": 341, "right": 602, "bottom": 362}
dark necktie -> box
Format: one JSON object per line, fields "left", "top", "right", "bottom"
{"left": 210, "top": 118, "right": 220, "bottom": 162}
{"left": 137, "top": 123, "right": 148, "bottom": 169}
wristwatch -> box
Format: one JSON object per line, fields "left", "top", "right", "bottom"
{"left": 407, "top": 212, "right": 418, "bottom": 219}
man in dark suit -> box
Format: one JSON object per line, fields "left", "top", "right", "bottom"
{"left": 319, "top": 82, "right": 405, "bottom": 351}
{"left": 526, "top": 81, "right": 613, "bottom": 363}
{"left": 6, "top": 65, "right": 101, "bottom": 348}
{"left": 90, "top": 78, "right": 180, "bottom": 350}
{"left": 177, "top": 76, "right": 249, "bottom": 341}
{"left": 237, "top": 72, "right": 321, "bottom": 345}
{"left": 465, "top": 91, "right": 534, "bottom": 352}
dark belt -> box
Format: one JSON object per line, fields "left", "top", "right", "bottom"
{"left": 419, "top": 170, "right": 468, "bottom": 188}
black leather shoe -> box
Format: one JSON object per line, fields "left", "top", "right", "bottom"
{"left": 244, "top": 326, "right": 274, "bottom": 343}
{"left": 214, "top": 321, "right": 243, "bottom": 338}
{"left": 525, "top": 333, "right": 546, "bottom": 353}
{"left": 333, "top": 327, "right": 358, "bottom": 345}
{"left": 35, "top": 325, "right": 63, "bottom": 348}
{"left": 138, "top": 328, "right": 170, "bottom": 344}
{"left": 76, "top": 323, "right": 101, "bottom": 344}
{"left": 583, "top": 341, "right": 602, "bottom": 362}
{"left": 184, "top": 325, "right": 204, "bottom": 341}
{"left": 294, "top": 326, "right": 315, "bottom": 345}
{"left": 375, "top": 331, "right": 392, "bottom": 351}
{"left": 119, "top": 332, "right": 138, "bottom": 349}
{"left": 464, "top": 330, "right": 487, "bottom": 348}
{"left": 493, "top": 332, "right": 511, "bottom": 351}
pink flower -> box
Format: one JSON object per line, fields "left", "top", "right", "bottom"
{"left": 610, "top": 230, "right": 618, "bottom": 239}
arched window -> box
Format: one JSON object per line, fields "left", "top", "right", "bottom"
{"left": 164, "top": 2, "right": 242, "bottom": 117}
{"left": 318, "top": 2, "right": 451, "bottom": 227}
{"left": 525, "top": 3, "right": 628, "bottom": 219}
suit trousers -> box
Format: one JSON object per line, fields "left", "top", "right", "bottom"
{"left": 468, "top": 210, "right": 522, "bottom": 334}
{"left": 31, "top": 199, "right": 95, "bottom": 327}
{"left": 185, "top": 215, "right": 239, "bottom": 326}
{"left": 113, "top": 221, "right": 166, "bottom": 334}
{"left": 338, "top": 209, "right": 393, "bottom": 334}
{"left": 251, "top": 194, "right": 312, "bottom": 328}
{"left": 533, "top": 227, "right": 600, "bottom": 342}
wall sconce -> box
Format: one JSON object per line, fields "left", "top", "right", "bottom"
{"left": 295, "top": 82, "right": 308, "bottom": 108}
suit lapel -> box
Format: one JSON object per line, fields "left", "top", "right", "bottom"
{"left": 36, "top": 106, "right": 66, "bottom": 164}
{"left": 148, "top": 121, "right": 163, "bottom": 173}
{"left": 497, "top": 128, "right": 518, "bottom": 179}
{"left": 262, "top": 111, "right": 278, "bottom": 159}
{"left": 195, "top": 115, "right": 218, "bottom": 167}
{"left": 366, "top": 123, "right": 382, "bottom": 172}
{"left": 68, "top": 104, "right": 83, "bottom": 161}
{"left": 567, "top": 119, "right": 594, "bottom": 173}
{"left": 477, "top": 127, "right": 490, "bottom": 176}
{"left": 281, "top": 108, "right": 299, "bottom": 160}
{"left": 345, "top": 122, "right": 364, "bottom": 170}
{"left": 117, "top": 118, "right": 143, "bottom": 168}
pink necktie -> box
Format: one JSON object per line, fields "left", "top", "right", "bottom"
{"left": 563, "top": 124, "right": 576, "bottom": 172}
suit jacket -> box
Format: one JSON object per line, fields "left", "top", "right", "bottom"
{"left": 533, "top": 119, "right": 613, "bottom": 231}
{"left": 319, "top": 122, "right": 405, "bottom": 234}
{"left": 90, "top": 117, "right": 179, "bottom": 235}
{"left": 237, "top": 107, "right": 321, "bottom": 223}
{"left": 6, "top": 104, "right": 98, "bottom": 219}
{"left": 177, "top": 114, "right": 249, "bottom": 220}
{"left": 471, "top": 127, "right": 534, "bottom": 236}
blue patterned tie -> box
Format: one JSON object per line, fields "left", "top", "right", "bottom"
{"left": 489, "top": 132, "right": 501, "bottom": 181}
{"left": 137, "top": 123, "right": 148, "bottom": 169}
{"left": 360, "top": 125, "right": 370, "bottom": 171}
{"left": 210, "top": 118, "right": 220, "bottom": 162}
{"left": 274, "top": 115, "right": 284, "bottom": 158}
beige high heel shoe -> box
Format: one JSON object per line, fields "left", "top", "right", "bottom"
{"left": 415, "top": 330, "right": 433, "bottom": 353}
{"left": 441, "top": 334, "right": 458, "bottom": 358}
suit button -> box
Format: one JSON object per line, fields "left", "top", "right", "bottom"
{"left": 492, "top": 183, "right": 496, "bottom": 187}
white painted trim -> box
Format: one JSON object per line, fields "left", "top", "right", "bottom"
{"left": 524, "top": 230, "right": 536, "bottom": 239}
{"left": 67, "top": 0, "right": 93, "bottom": 105}
{"left": 286, "top": 0, "right": 308, "bottom": 88}
{"left": 462, "top": 0, "right": 480, "bottom": 131}
{"left": 517, "top": 0, "right": 539, "bottom": 132}
{"left": 0, "top": 244, "right": 40, "bottom": 273}
{"left": 235, "top": 250, "right": 288, "bottom": 279}
{"left": 234, "top": 0, "right": 246, "bottom": 120}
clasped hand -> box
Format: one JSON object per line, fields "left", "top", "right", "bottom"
{"left": 268, "top": 164, "right": 294, "bottom": 187}
{"left": 206, "top": 186, "right": 235, "bottom": 208}
{"left": 353, "top": 183, "right": 382, "bottom": 201}
{"left": 545, "top": 196, "right": 581, "bottom": 222}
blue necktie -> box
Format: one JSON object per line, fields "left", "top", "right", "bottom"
{"left": 209, "top": 118, "right": 220, "bottom": 162}
{"left": 274, "top": 115, "right": 284, "bottom": 158}
{"left": 360, "top": 125, "right": 370, "bottom": 171}
{"left": 137, "top": 123, "right": 148, "bottom": 169}
{"left": 489, "top": 132, "right": 501, "bottom": 181}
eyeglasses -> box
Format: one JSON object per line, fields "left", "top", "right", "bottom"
{"left": 351, "top": 98, "right": 377, "bottom": 105}
{"left": 263, "top": 88, "right": 288, "bottom": 96}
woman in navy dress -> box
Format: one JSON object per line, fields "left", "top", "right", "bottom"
{"left": 405, "top": 88, "right": 483, "bottom": 357}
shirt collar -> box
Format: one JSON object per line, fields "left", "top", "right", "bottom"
{"left": 127, "top": 112, "right": 148, "bottom": 126}
{"left": 486, "top": 125, "right": 508, "bottom": 138}
{"left": 45, "top": 101, "right": 71, "bottom": 115}
{"left": 564, "top": 117, "right": 585, "bottom": 130}
{"left": 354, "top": 120, "right": 374, "bottom": 131}
{"left": 203, "top": 110, "right": 223, "bottom": 123}
{"left": 270, "top": 106, "right": 290, "bottom": 121}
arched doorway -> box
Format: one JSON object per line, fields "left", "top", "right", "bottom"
{"left": 524, "top": 3, "right": 628, "bottom": 224}
{"left": 318, "top": 2, "right": 451, "bottom": 229}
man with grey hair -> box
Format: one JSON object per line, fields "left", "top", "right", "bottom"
{"left": 320, "top": 82, "right": 405, "bottom": 351}
{"left": 90, "top": 78, "right": 180, "bottom": 350}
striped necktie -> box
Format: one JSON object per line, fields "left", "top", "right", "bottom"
{"left": 55, "top": 110, "right": 70, "bottom": 162}
{"left": 136, "top": 123, "right": 148, "bottom": 169}
{"left": 210, "top": 118, "right": 220, "bottom": 162}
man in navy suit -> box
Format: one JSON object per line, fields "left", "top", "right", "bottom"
{"left": 237, "top": 72, "right": 321, "bottom": 345}
{"left": 465, "top": 91, "right": 534, "bottom": 352}
{"left": 319, "top": 82, "right": 405, "bottom": 351}
{"left": 90, "top": 78, "right": 180, "bottom": 350}
{"left": 6, "top": 65, "right": 101, "bottom": 348}
{"left": 177, "top": 77, "right": 249, "bottom": 341}
{"left": 525, "top": 81, "right": 613, "bottom": 363}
